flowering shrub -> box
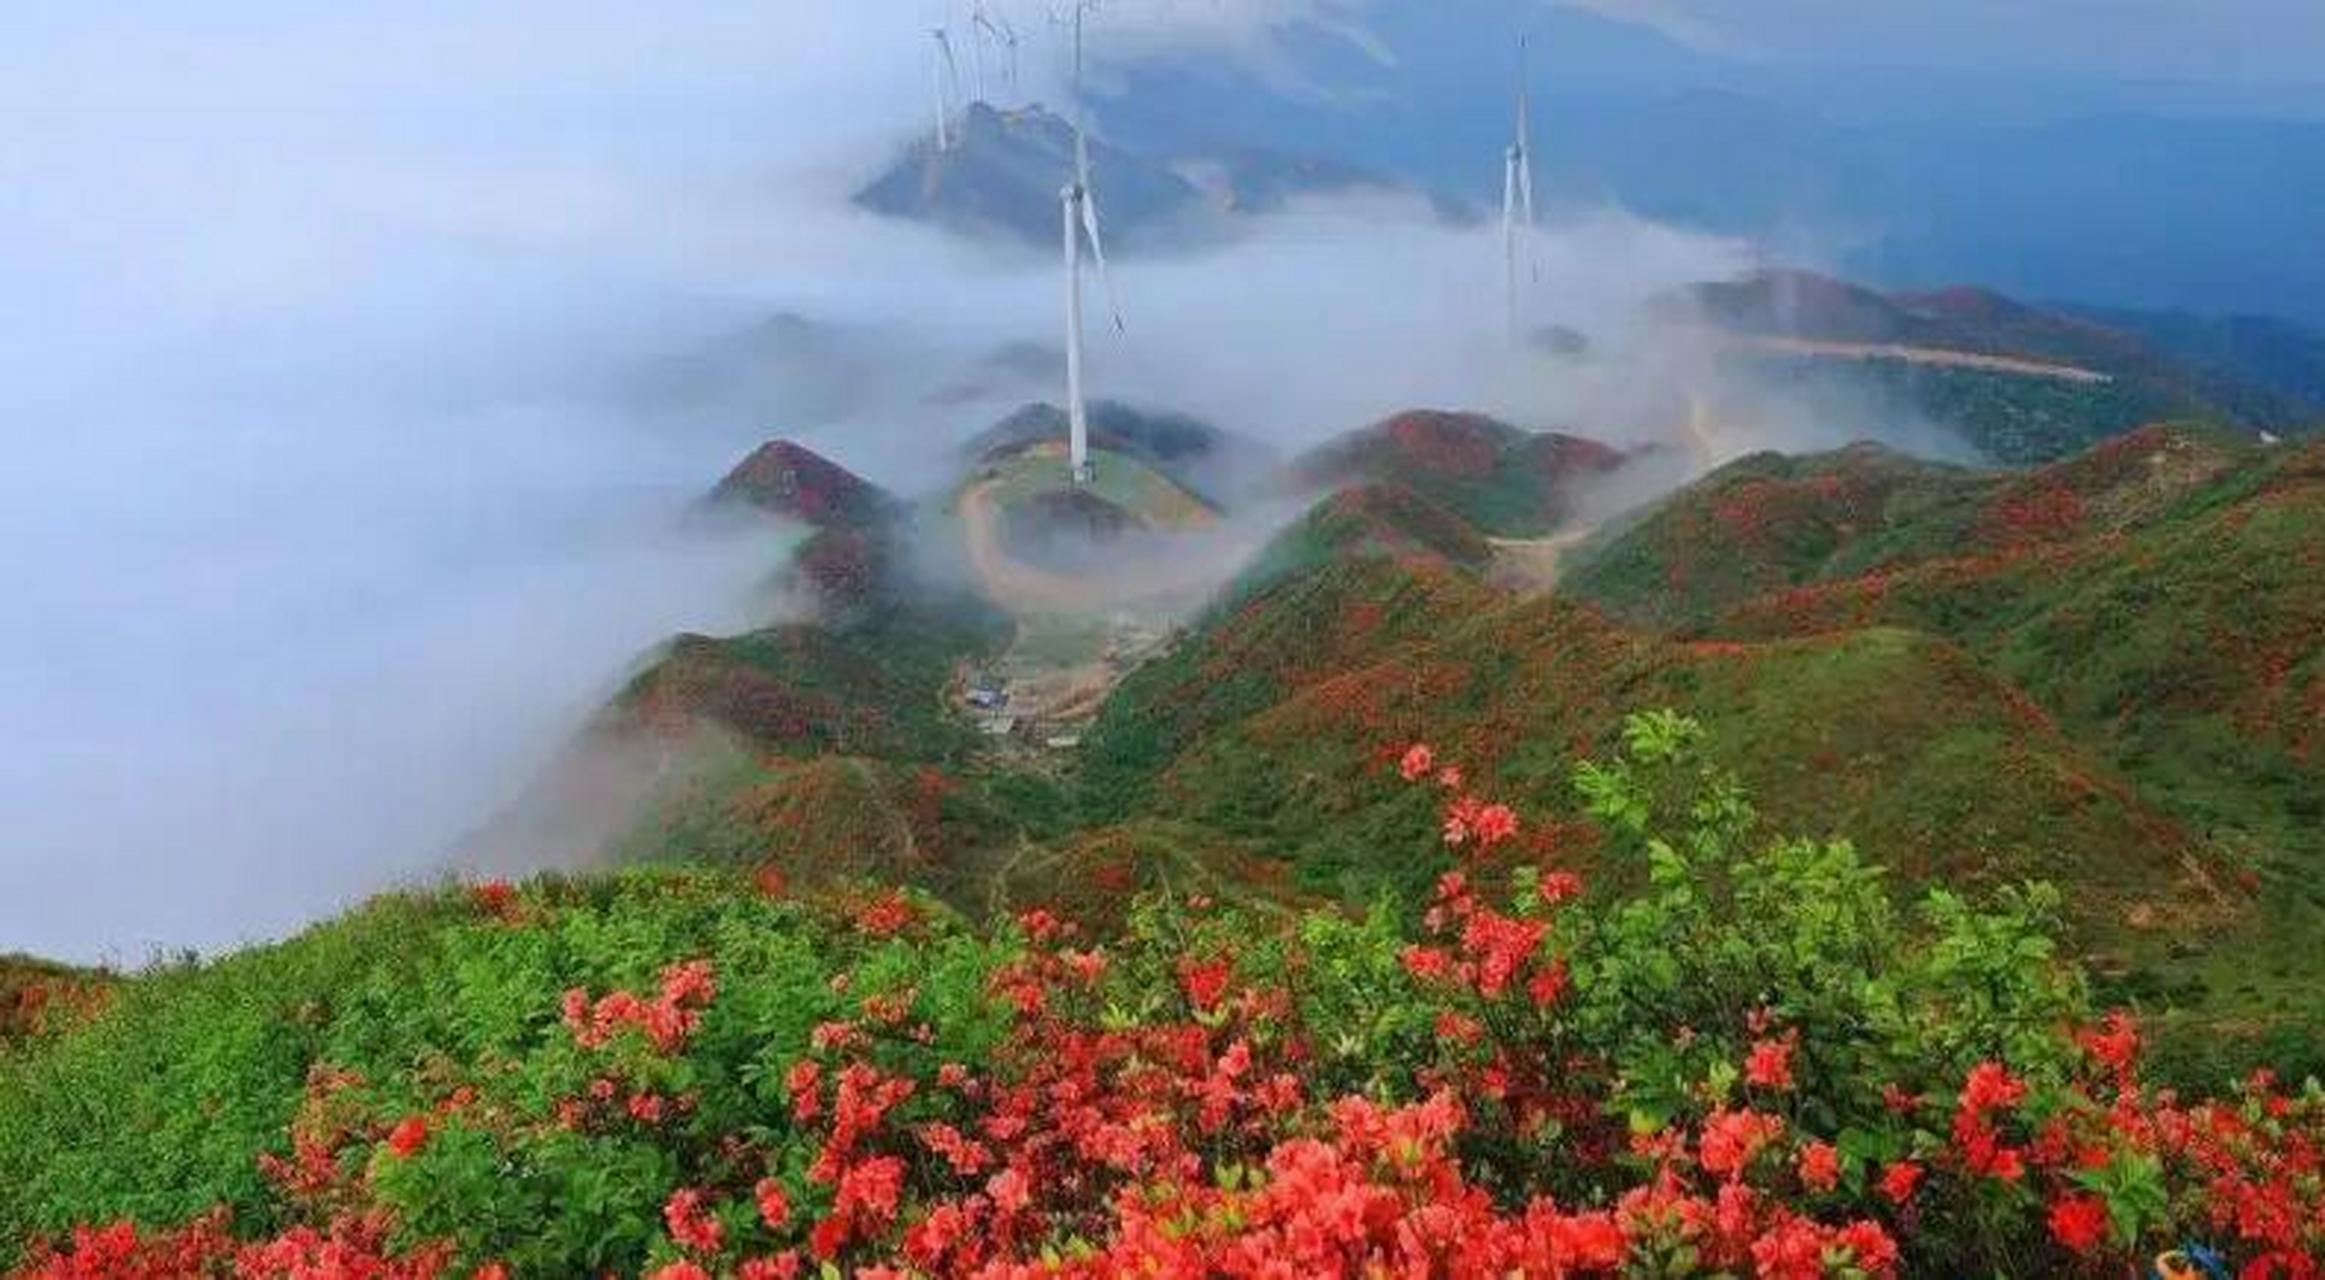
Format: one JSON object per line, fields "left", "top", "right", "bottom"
{"left": 10, "top": 713, "right": 2325, "bottom": 1277}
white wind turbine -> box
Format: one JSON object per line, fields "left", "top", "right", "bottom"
{"left": 973, "top": 3, "right": 1021, "bottom": 104}
{"left": 967, "top": 2, "right": 991, "bottom": 103}
{"left": 1059, "top": 0, "right": 1124, "bottom": 486}
{"left": 931, "top": 26, "right": 965, "bottom": 150}
{"left": 1502, "top": 37, "right": 1539, "bottom": 342}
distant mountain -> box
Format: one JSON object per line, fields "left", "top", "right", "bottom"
{"left": 855, "top": 101, "right": 1459, "bottom": 251}
{"left": 854, "top": 103, "right": 1209, "bottom": 250}
{"left": 1674, "top": 270, "right": 2160, "bottom": 370}
{"left": 1090, "top": 3, "right": 2325, "bottom": 328}
{"left": 1670, "top": 269, "right": 2306, "bottom": 462}
{"left": 2062, "top": 304, "right": 2325, "bottom": 428}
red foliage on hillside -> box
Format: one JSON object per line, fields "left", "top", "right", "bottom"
{"left": 711, "top": 441, "right": 892, "bottom": 530}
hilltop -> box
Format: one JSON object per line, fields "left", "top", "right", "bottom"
{"left": 1290, "top": 409, "right": 1630, "bottom": 537}
{"left": 854, "top": 103, "right": 1209, "bottom": 250}
{"left": 707, "top": 440, "right": 896, "bottom": 531}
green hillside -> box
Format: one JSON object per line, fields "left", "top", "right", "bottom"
{"left": 1290, "top": 410, "right": 1626, "bottom": 537}
{"left": 1566, "top": 429, "right": 2325, "bottom": 1074}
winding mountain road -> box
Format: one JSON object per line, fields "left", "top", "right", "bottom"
{"left": 1731, "top": 334, "right": 2113, "bottom": 384}
{"left": 957, "top": 479, "right": 1237, "bottom": 616}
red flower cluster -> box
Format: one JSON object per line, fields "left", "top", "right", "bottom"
{"left": 1950, "top": 1060, "right": 2030, "bottom": 1181}
{"left": 20, "top": 1210, "right": 452, "bottom": 1280}
{"left": 561, "top": 958, "right": 717, "bottom": 1053}
{"left": 468, "top": 879, "right": 519, "bottom": 923}
{"left": 28, "top": 740, "right": 2325, "bottom": 1277}
{"left": 1401, "top": 742, "right": 1521, "bottom": 851}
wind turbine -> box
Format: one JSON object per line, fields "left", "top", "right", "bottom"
{"left": 974, "top": 4, "right": 1020, "bottom": 103}
{"left": 967, "top": 2, "right": 991, "bottom": 103}
{"left": 1502, "top": 36, "right": 1539, "bottom": 342}
{"left": 931, "top": 26, "right": 964, "bottom": 151}
{"left": 1058, "top": 0, "right": 1123, "bottom": 486}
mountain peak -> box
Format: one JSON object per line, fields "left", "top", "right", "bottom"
{"left": 709, "top": 440, "right": 892, "bottom": 530}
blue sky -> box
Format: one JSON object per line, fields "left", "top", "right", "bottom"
{"left": 1560, "top": 0, "right": 2325, "bottom": 84}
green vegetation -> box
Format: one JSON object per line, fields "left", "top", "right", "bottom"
{"left": 976, "top": 445, "right": 1216, "bottom": 530}
{"left": 6, "top": 719, "right": 2320, "bottom": 1274}
{"left": 8, "top": 419, "right": 2323, "bottom": 1272}
{"left": 1568, "top": 430, "right": 2325, "bottom": 1076}
{"left": 610, "top": 599, "right": 1006, "bottom": 768}
{"left": 1290, "top": 410, "right": 1622, "bottom": 537}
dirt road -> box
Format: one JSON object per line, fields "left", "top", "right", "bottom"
{"left": 1732, "top": 335, "right": 2113, "bottom": 384}
{"left": 957, "top": 479, "right": 1243, "bottom": 616}
{"left": 1487, "top": 527, "right": 1597, "bottom": 595}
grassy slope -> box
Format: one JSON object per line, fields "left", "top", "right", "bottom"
{"left": 977, "top": 444, "right": 1217, "bottom": 530}
{"left": 1565, "top": 430, "right": 2325, "bottom": 1074}
{"left": 1562, "top": 424, "right": 2250, "bottom": 631}
{"left": 0, "top": 874, "right": 1012, "bottom": 1267}
{"left": 1067, "top": 429, "right": 2325, "bottom": 1072}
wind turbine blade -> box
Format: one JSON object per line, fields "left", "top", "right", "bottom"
{"left": 931, "top": 39, "right": 952, "bottom": 151}
{"left": 1502, "top": 149, "right": 1521, "bottom": 338}
{"left": 1515, "top": 37, "right": 1532, "bottom": 163}
{"left": 939, "top": 30, "right": 963, "bottom": 94}
{"left": 1081, "top": 193, "right": 1125, "bottom": 333}
{"left": 969, "top": 4, "right": 989, "bottom": 102}
{"left": 1515, "top": 36, "right": 1539, "bottom": 283}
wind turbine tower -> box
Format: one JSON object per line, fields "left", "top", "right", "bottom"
{"left": 1058, "top": 0, "right": 1123, "bottom": 486}
{"left": 1502, "top": 37, "right": 1539, "bottom": 342}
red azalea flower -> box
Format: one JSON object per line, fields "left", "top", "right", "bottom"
{"left": 1179, "top": 957, "right": 1232, "bottom": 1012}
{"left": 1877, "top": 1159, "right": 1924, "bottom": 1205}
{"left": 1699, "top": 1108, "right": 1784, "bottom": 1178}
{"left": 1525, "top": 960, "right": 1569, "bottom": 1009}
{"left": 2047, "top": 1193, "right": 2108, "bottom": 1253}
{"left": 755, "top": 1179, "right": 791, "bottom": 1230}
{"left": 384, "top": 1115, "right": 429, "bottom": 1158}
{"left": 2079, "top": 1011, "right": 2139, "bottom": 1076}
{"left": 1961, "top": 1060, "right": 2027, "bottom": 1113}
{"left": 1399, "top": 743, "right": 1435, "bottom": 781}
{"left": 1797, "top": 1140, "right": 1841, "bottom": 1192}
{"left": 1471, "top": 802, "right": 1520, "bottom": 848}
{"left": 664, "top": 1188, "right": 723, "bottom": 1255}
{"left": 1744, "top": 1035, "right": 1797, "bottom": 1091}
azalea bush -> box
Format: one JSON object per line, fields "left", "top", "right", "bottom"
{"left": 9, "top": 712, "right": 2325, "bottom": 1277}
